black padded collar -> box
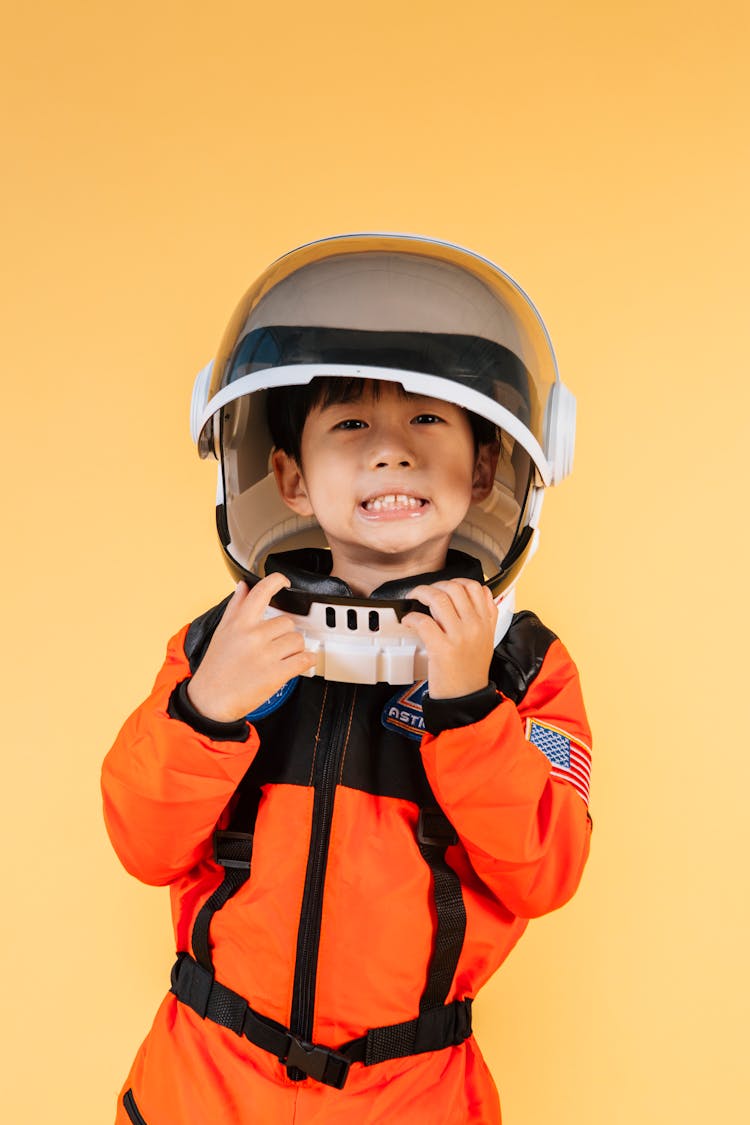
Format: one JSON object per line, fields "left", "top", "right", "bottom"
{"left": 265, "top": 548, "right": 484, "bottom": 600}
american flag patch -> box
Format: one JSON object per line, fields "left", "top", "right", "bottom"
{"left": 526, "top": 719, "right": 591, "bottom": 805}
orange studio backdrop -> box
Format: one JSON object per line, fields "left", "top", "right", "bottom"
{"left": 2, "top": 2, "right": 749, "bottom": 1123}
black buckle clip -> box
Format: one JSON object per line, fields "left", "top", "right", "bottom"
{"left": 213, "top": 830, "right": 253, "bottom": 869}
{"left": 417, "top": 808, "right": 458, "bottom": 848}
{"left": 285, "top": 1036, "right": 351, "bottom": 1089}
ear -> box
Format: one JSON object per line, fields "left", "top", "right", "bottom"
{"left": 471, "top": 441, "right": 500, "bottom": 503}
{"left": 271, "top": 449, "right": 314, "bottom": 516}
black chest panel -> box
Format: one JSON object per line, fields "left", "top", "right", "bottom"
{"left": 245, "top": 678, "right": 435, "bottom": 806}
{"left": 183, "top": 599, "right": 556, "bottom": 807}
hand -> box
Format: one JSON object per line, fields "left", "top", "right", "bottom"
{"left": 186, "top": 574, "right": 316, "bottom": 722}
{"left": 402, "top": 579, "right": 497, "bottom": 700}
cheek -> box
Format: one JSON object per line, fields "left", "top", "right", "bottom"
{"left": 445, "top": 450, "right": 479, "bottom": 498}
{"left": 303, "top": 452, "right": 340, "bottom": 491}
{"left": 305, "top": 467, "right": 351, "bottom": 519}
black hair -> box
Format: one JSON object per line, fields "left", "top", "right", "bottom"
{"left": 266, "top": 377, "right": 499, "bottom": 464}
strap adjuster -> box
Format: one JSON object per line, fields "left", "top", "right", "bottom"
{"left": 417, "top": 808, "right": 458, "bottom": 848}
{"left": 213, "top": 830, "right": 253, "bottom": 869}
{"left": 170, "top": 952, "right": 214, "bottom": 1018}
{"left": 284, "top": 1036, "right": 351, "bottom": 1089}
{"left": 453, "top": 997, "right": 473, "bottom": 1043}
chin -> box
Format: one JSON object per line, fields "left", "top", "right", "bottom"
{"left": 370, "top": 539, "right": 445, "bottom": 564}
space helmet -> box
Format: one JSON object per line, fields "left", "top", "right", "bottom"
{"left": 191, "top": 234, "right": 575, "bottom": 684}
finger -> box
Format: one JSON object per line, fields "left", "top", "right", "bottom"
{"left": 256, "top": 612, "right": 300, "bottom": 643}
{"left": 408, "top": 583, "right": 456, "bottom": 608}
{"left": 410, "top": 580, "right": 474, "bottom": 609}
{"left": 430, "top": 580, "right": 477, "bottom": 619}
{"left": 483, "top": 585, "right": 499, "bottom": 619}
{"left": 401, "top": 610, "right": 445, "bottom": 647}
{"left": 465, "top": 580, "right": 494, "bottom": 616}
{"left": 452, "top": 579, "right": 497, "bottom": 619}
{"left": 430, "top": 579, "right": 497, "bottom": 626}
{"left": 268, "top": 628, "right": 308, "bottom": 659}
{"left": 283, "top": 649, "right": 319, "bottom": 677}
{"left": 266, "top": 635, "right": 317, "bottom": 672}
{"left": 220, "top": 580, "right": 251, "bottom": 624}
{"left": 241, "top": 572, "right": 292, "bottom": 621}
{"left": 445, "top": 577, "right": 486, "bottom": 598}
{"left": 408, "top": 584, "right": 462, "bottom": 628}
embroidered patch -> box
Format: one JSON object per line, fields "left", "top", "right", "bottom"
{"left": 526, "top": 718, "right": 592, "bottom": 805}
{"left": 245, "top": 677, "right": 300, "bottom": 721}
{"left": 381, "top": 679, "right": 429, "bottom": 741}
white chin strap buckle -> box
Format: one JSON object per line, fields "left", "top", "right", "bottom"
{"left": 265, "top": 590, "right": 515, "bottom": 685}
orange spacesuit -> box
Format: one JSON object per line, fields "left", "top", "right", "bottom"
{"left": 102, "top": 552, "right": 591, "bottom": 1125}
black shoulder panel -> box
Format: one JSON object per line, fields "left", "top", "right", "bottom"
{"left": 490, "top": 610, "right": 558, "bottom": 704}
{"left": 184, "top": 595, "right": 233, "bottom": 673}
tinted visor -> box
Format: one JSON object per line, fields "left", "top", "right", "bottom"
{"left": 226, "top": 326, "right": 530, "bottom": 427}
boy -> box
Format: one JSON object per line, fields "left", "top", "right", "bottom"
{"left": 103, "top": 234, "right": 591, "bottom": 1124}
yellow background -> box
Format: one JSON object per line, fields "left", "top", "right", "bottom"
{"left": 2, "top": 2, "right": 748, "bottom": 1121}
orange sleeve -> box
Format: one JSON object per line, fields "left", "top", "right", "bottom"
{"left": 101, "top": 625, "right": 260, "bottom": 886}
{"left": 419, "top": 637, "right": 592, "bottom": 919}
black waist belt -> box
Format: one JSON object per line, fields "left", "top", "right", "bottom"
{"left": 170, "top": 952, "right": 473, "bottom": 1090}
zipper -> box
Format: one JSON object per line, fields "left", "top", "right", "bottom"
{"left": 123, "top": 1089, "right": 148, "bottom": 1125}
{"left": 287, "top": 682, "right": 355, "bottom": 1078}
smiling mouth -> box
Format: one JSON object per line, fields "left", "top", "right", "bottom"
{"left": 361, "top": 493, "right": 428, "bottom": 513}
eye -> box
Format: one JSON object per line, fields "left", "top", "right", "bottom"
{"left": 411, "top": 413, "right": 444, "bottom": 425}
{"left": 333, "top": 418, "right": 368, "bottom": 431}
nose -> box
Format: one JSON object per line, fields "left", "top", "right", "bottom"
{"left": 368, "top": 420, "right": 416, "bottom": 470}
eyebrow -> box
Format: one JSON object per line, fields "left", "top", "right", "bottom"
{"left": 320, "top": 390, "right": 428, "bottom": 412}
{"left": 315, "top": 377, "right": 416, "bottom": 409}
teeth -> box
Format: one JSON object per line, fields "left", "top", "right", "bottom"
{"left": 364, "top": 493, "right": 424, "bottom": 511}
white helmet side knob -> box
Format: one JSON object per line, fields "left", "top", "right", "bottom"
{"left": 190, "top": 360, "right": 214, "bottom": 451}
{"left": 544, "top": 381, "right": 576, "bottom": 484}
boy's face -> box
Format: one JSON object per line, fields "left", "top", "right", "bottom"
{"left": 272, "top": 381, "right": 497, "bottom": 593}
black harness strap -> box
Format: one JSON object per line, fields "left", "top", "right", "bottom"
{"left": 185, "top": 777, "right": 468, "bottom": 1083}
{"left": 192, "top": 832, "right": 253, "bottom": 971}
{"left": 416, "top": 806, "right": 467, "bottom": 1012}
{"left": 171, "top": 952, "right": 472, "bottom": 1090}
{"left": 191, "top": 783, "right": 262, "bottom": 972}
{"left": 360, "top": 805, "right": 468, "bottom": 1066}
{"left": 354, "top": 994, "right": 473, "bottom": 1067}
